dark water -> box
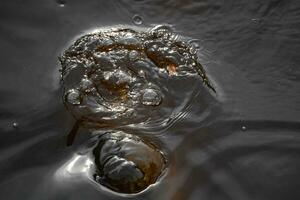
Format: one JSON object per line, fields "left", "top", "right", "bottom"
{"left": 0, "top": 0, "right": 300, "bottom": 199}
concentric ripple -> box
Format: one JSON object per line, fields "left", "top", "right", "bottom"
{"left": 59, "top": 25, "right": 215, "bottom": 129}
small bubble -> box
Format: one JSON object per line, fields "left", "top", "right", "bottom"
{"left": 250, "top": 18, "right": 262, "bottom": 29}
{"left": 66, "top": 89, "right": 81, "bottom": 105}
{"left": 95, "top": 175, "right": 101, "bottom": 182}
{"left": 109, "top": 70, "right": 132, "bottom": 85}
{"left": 142, "top": 88, "right": 162, "bottom": 106}
{"left": 12, "top": 122, "right": 19, "bottom": 129}
{"left": 118, "top": 36, "right": 139, "bottom": 46}
{"left": 150, "top": 25, "right": 173, "bottom": 33}
{"left": 80, "top": 78, "right": 93, "bottom": 91}
{"left": 138, "top": 70, "right": 146, "bottom": 78}
{"left": 251, "top": 18, "right": 261, "bottom": 23}
{"left": 241, "top": 126, "right": 247, "bottom": 131}
{"left": 132, "top": 14, "right": 143, "bottom": 25}
{"left": 128, "top": 50, "right": 139, "bottom": 61}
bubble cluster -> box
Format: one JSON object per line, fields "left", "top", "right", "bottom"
{"left": 92, "top": 131, "right": 166, "bottom": 194}
{"left": 59, "top": 25, "right": 215, "bottom": 194}
{"left": 59, "top": 25, "right": 214, "bottom": 128}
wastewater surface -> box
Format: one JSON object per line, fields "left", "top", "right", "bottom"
{"left": 0, "top": 0, "right": 300, "bottom": 200}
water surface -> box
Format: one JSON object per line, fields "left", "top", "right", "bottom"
{"left": 0, "top": 0, "right": 300, "bottom": 200}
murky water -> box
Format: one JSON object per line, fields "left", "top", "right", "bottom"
{"left": 0, "top": 0, "right": 300, "bottom": 200}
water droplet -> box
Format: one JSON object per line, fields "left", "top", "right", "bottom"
{"left": 12, "top": 122, "right": 19, "bottom": 129}
{"left": 142, "top": 88, "right": 162, "bottom": 106}
{"left": 66, "top": 89, "right": 81, "bottom": 105}
{"left": 132, "top": 14, "right": 143, "bottom": 25}
{"left": 241, "top": 126, "right": 247, "bottom": 131}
